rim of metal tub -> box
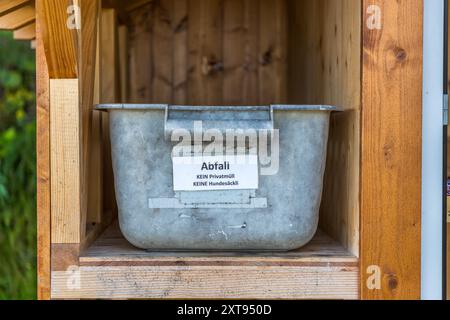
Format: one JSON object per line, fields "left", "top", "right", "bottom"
{"left": 95, "top": 104, "right": 341, "bottom": 112}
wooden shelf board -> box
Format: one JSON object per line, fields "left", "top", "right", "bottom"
{"left": 80, "top": 221, "right": 357, "bottom": 265}
{"left": 51, "top": 221, "right": 359, "bottom": 300}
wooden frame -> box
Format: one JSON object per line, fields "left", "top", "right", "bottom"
{"left": 33, "top": 0, "right": 423, "bottom": 300}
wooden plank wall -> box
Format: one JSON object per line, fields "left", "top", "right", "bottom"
{"left": 34, "top": 0, "right": 425, "bottom": 300}
{"left": 361, "top": 0, "right": 423, "bottom": 300}
{"left": 125, "top": 0, "right": 361, "bottom": 258}
{"left": 76, "top": 0, "right": 100, "bottom": 229}
{"left": 127, "top": 0, "right": 287, "bottom": 105}
{"left": 288, "top": 0, "right": 361, "bottom": 257}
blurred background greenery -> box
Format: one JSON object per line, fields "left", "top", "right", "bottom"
{"left": 0, "top": 31, "right": 37, "bottom": 299}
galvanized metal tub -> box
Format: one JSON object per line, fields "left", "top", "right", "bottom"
{"left": 96, "top": 104, "right": 337, "bottom": 251}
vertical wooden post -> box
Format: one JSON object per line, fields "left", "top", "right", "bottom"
{"left": 100, "top": 8, "right": 119, "bottom": 219}
{"left": 361, "top": 0, "right": 423, "bottom": 300}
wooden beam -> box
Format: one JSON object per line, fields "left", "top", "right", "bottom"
{"left": 118, "top": 25, "right": 129, "bottom": 102}
{"left": 36, "top": 0, "right": 77, "bottom": 79}
{"left": 0, "top": 4, "right": 34, "bottom": 30}
{"left": 187, "top": 0, "right": 224, "bottom": 105}
{"left": 36, "top": 15, "right": 50, "bottom": 301}
{"left": 13, "top": 21, "right": 35, "bottom": 40}
{"left": 100, "top": 8, "right": 119, "bottom": 220}
{"left": 361, "top": 0, "right": 423, "bottom": 300}
{"left": 125, "top": 0, "right": 153, "bottom": 13}
{"left": 50, "top": 79, "right": 81, "bottom": 244}
{"left": 0, "top": 0, "right": 30, "bottom": 17}
{"left": 74, "top": 0, "right": 101, "bottom": 233}
{"left": 87, "top": 3, "right": 103, "bottom": 224}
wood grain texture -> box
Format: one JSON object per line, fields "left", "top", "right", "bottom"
{"left": 259, "top": 0, "right": 287, "bottom": 104}
{"left": 152, "top": 0, "right": 173, "bottom": 103}
{"left": 172, "top": 0, "right": 188, "bottom": 104}
{"left": 52, "top": 264, "right": 358, "bottom": 300}
{"left": 36, "top": 17, "right": 51, "bottom": 300}
{"left": 13, "top": 21, "right": 35, "bottom": 40}
{"left": 128, "top": 4, "right": 153, "bottom": 103}
{"left": 188, "top": 0, "right": 224, "bottom": 105}
{"left": 102, "top": 0, "right": 129, "bottom": 25}
{"left": 321, "top": 0, "right": 361, "bottom": 257}
{"left": 361, "top": 0, "right": 423, "bottom": 300}
{"left": 118, "top": 25, "right": 129, "bottom": 102}
{"left": 76, "top": 0, "right": 100, "bottom": 241}
{"left": 50, "top": 79, "right": 81, "bottom": 244}
{"left": 447, "top": 223, "right": 449, "bottom": 299}
{"left": 125, "top": 0, "right": 153, "bottom": 13}
{"left": 0, "top": 4, "right": 34, "bottom": 29}
{"left": 81, "top": 221, "right": 357, "bottom": 262}
{"left": 126, "top": 0, "right": 286, "bottom": 106}
{"left": 288, "top": 0, "right": 361, "bottom": 256}
{"left": 448, "top": 0, "right": 450, "bottom": 179}
{"left": 36, "top": 0, "right": 77, "bottom": 79}
{"left": 51, "top": 244, "right": 79, "bottom": 272}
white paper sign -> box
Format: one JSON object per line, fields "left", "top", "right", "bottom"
{"left": 172, "top": 155, "right": 259, "bottom": 191}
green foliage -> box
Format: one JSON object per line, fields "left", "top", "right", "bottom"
{"left": 0, "top": 31, "right": 37, "bottom": 300}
